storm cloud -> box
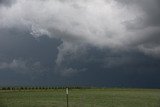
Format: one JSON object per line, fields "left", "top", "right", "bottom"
{"left": 0, "top": 0, "right": 16, "bottom": 7}
{"left": 0, "top": 0, "right": 160, "bottom": 87}
{"left": 0, "top": 0, "right": 160, "bottom": 57}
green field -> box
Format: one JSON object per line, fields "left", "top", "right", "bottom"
{"left": 0, "top": 88, "right": 160, "bottom": 107}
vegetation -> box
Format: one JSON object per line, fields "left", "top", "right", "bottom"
{"left": 0, "top": 88, "right": 160, "bottom": 107}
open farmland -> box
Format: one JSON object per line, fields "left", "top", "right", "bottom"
{"left": 0, "top": 88, "right": 160, "bottom": 107}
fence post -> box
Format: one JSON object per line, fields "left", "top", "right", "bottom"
{"left": 66, "top": 88, "right": 69, "bottom": 107}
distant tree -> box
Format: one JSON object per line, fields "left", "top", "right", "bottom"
{"left": 24, "top": 87, "right": 28, "bottom": 90}
{"left": 38, "top": 86, "right": 42, "bottom": 90}
{"left": 20, "top": 87, "right": 24, "bottom": 90}
{"left": 42, "top": 87, "right": 45, "bottom": 90}
{"left": 32, "top": 87, "right": 35, "bottom": 90}
{"left": 12, "top": 87, "right": 15, "bottom": 90}
{"left": 7, "top": 87, "right": 11, "bottom": 90}
{"left": 2, "top": 87, "right": 6, "bottom": 90}
{"left": 45, "top": 87, "right": 48, "bottom": 90}
{"left": 36, "top": 87, "right": 38, "bottom": 90}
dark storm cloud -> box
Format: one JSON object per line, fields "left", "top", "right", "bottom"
{"left": 116, "top": 0, "right": 160, "bottom": 27}
{"left": 0, "top": 27, "right": 62, "bottom": 86}
{"left": 0, "top": 0, "right": 158, "bottom": 58}
{"left": 0, "top": 0, "right": 16, "bottom": 7}
{"left": 114, "top": 0, "right": 160, "bottom": 58}
{"left": 53, "top": 46, "right": 160, "bottom": 87}
{"left": 0, "top": 0, "right": 160, "bottom": 87}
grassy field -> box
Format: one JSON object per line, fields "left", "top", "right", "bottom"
{"left": 0, "top": 88, "right": 160, "bottom": 107}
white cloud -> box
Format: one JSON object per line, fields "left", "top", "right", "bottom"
{"left": 0, "top": 0, "right": 144, "bottom": 48}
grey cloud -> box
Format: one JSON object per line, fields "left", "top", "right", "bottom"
{"left": 56, "top": 67, "right": 81, "bottom": 77}
{"left": 0, "top": 0, "right": 16, "bottom": 7}
{"left": 0, "top": 59, "right": 44, "bottom": 74}
{"left": 56, "top": 41, "right": 87, "bottom": 66}
{"left": 55, "top": 41, "right": 88, "bottom": 76}
{"left": 118, "top": 0, "right": 160, "bottom": 27}
{"left": 115, "top": 0, "right": 160, "bottom": 57}
{"left": 138, "top": 45, "right": 160, "bottom": 58}
{"left": 0, "top": 26, "right": 61, "bottom": 77}
{"left": 0, "top": 59, "right": 26, "bottom": 70}
{"left": 0, "top": 0, "right": 142, "bottom": 48}
{"left": 1, "top": 0, "right": 160, "bottom": 77}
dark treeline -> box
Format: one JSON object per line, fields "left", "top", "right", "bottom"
{"left": 0, "top": 86, "right": 92, "bottom": 90}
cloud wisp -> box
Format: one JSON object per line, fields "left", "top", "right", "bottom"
{"left": 0, "top": 59, "right": 43, "bottom": 74}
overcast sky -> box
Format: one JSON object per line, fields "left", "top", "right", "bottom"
{"left": 0, "top": 0, "right": 160, "bottom": 88}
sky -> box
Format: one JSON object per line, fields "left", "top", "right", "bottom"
{"left": 0, "top": 0, "right": 160, "bottom": 88}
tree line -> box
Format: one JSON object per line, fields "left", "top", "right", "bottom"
{"left": 0, "top": 86, "right": 92, "bottom": 90}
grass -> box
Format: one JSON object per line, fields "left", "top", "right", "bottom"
{"left": 0, "top": 88, "right": 160, "bottom": 107}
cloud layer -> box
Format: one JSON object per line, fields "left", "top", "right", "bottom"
{"left": 0, "top": 0, "right": 160, "bottom": 78}
{"left": 1, "top": 0, "right": 159, "bottom": 51}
